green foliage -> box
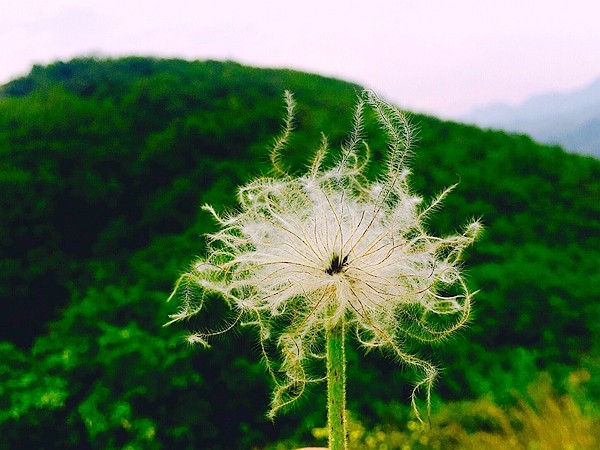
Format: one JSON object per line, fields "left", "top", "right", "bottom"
{"left": 0, "top": 56, "right": 598, "bottom": 448}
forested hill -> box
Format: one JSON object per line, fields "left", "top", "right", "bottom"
{"left": 1, "top": 57, "right": 598, "bottom": 449}
{"left": 0, "top": 57, "right": 363, "bottom": 345}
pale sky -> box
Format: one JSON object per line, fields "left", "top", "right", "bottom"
{"left": 1, "top": 0, "right": 599, "bottom": 118}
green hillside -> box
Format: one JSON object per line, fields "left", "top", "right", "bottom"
{"left": 1, "top": 57, "right": 598, "bottom": 449}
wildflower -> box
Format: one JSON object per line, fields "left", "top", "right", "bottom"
{"left": 167, "top": 91, "right": 481, "bottom": 422}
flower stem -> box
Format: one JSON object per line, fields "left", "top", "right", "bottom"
{"left": 326, "top": 317, "right": 347, "bottom": 450}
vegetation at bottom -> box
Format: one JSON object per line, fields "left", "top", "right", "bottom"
{"left": 0, "top": 57, "right": 598, "bottom": 449}
{"left": 268, "top": 372, "right": 598, "bottom": 449}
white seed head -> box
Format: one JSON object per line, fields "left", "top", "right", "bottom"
{"left": 168, "top": 91, "right": 481, "bottom": 421}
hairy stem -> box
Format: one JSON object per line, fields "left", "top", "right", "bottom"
{"left": 327, "top": 317, "right": 347, "bottom": 450}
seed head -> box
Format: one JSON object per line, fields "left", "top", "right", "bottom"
{"left": 167, "top": 91, "right": 481, "bottom": 421}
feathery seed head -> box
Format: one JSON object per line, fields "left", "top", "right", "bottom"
{"left": 168, "top": 91, "right": 481, "bottom": 421}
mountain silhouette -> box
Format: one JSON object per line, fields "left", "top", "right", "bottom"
{"left": 463, "top": 76, "right": 600, "bottom": 158}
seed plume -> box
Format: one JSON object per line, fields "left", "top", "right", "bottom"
{"left": 167, "top": 91, "right": 482, "bottom": 421}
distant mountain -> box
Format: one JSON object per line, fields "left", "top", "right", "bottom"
{"left": 463, "top": 76, "right": 600, "bottom": 158}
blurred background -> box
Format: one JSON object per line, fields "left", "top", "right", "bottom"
{"left": 1, "top": 1, "right": 599, "bottom": 449}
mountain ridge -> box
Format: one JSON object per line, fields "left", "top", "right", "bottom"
{"left": 463, "top": 75, "right": 600, "bottom": 157}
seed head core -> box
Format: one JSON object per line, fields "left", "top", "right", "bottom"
{"left": 325, "top": 254, "right": 349, "bottom": 276}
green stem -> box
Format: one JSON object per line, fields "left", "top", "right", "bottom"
{"left": 326, "top": 317, "right": 347, "bottom": 450}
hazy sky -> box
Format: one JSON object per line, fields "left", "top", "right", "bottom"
{"left": 2, "top": 0, "right": 599, "bottom": 118}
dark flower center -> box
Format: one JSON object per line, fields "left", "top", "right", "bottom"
{"left": 326, "top": 253, "right": 349, "bottom": 275}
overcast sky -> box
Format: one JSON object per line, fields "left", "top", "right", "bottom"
{"left": 1, "top": 0, "right": 599, "bottom": 118}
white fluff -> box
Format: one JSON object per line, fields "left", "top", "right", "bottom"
{"left": 168, "top": 91, "right": 482, "bottom": 421}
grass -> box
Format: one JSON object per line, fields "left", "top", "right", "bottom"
{"left": 265, "top": 371, "right": 598, "bottom": 450}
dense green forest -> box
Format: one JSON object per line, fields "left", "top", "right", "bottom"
{"left": 0, "top": 57, "right": 598, "bottom": 449}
